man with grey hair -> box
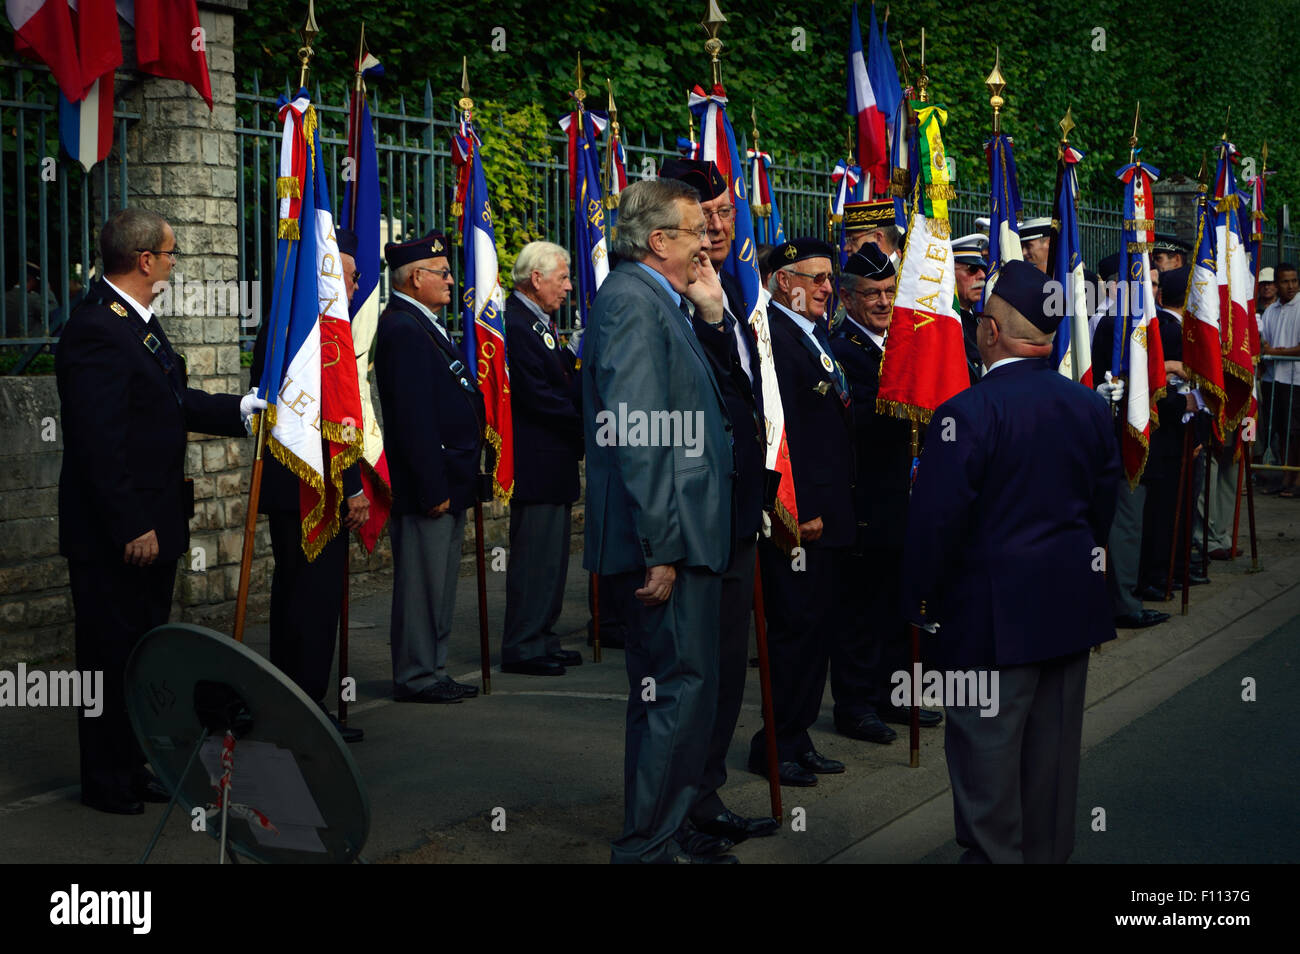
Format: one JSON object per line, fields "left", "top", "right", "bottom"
{"left": 57, "top": 208, "right": 264, "bottom": 814}
{"left": 500, "top": 241, "right": 583, "bottom": 675}
{"left": 584, "top": 177, "right": 737, "bottom": 863}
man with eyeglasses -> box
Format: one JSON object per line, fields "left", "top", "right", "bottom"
{"left": 56, "top": 208, "right": 264, "bottom": 814}
{"left": 952, "top": 233, "right": 989, "bottom": 385}
{"left": 374, "top": 231, "right": 486, "bottom": 705}
{"left": 749, "top": 237, "right": 855, "bottom": 788}
{"left": 248, "top": 227, "right": 368, "bottom": 742}
{"left": 828, "top": 244, "right": 942, "bottom": 747}
{"left": 842, "top": 199, "right": 902, "bottom": 263}
{"left": 659, "top": 159, "right": 778, "bottom": 846}
{"left": 583, "top": 177, "right": 736, "bottom": 863}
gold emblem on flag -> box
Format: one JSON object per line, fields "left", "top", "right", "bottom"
{"left": 110, "top": 302, "right": 128, "bottom": 317}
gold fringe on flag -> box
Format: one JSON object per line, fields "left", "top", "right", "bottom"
{"left": 277, "top": 176, "right": 301, "bottom": 199}
{"left": 1215, "top": 194, "right": 1240, "bottom": 212}
{"left": 925, "top": 182, "right": 956, "bottom": 201}
{"left": 278, "top": 219, "right": 300, "bottom": 240}
{"left": 1124, "top": 218, "right": 1155, "bottom": 231}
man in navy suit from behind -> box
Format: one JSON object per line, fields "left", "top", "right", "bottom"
{"left": 903, "top": 260, "right": 1121, "bottom": 863}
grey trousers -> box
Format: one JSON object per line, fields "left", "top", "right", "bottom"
{"left": 502, "top": 502, "right": 571, "bottom": 663}
{"left": 944, "top": 651, "right": 1089, "bottom": 864}
{"left": 1107, "top": 481, "right": 1145, "bottom": 617}
{"left": 1197, "top": 443, "right": 1239, "bottom": 553}
{"left": 389, "top": 510, "right": 466, "bottom": 696}
{"left": 607, "top": 565, "right": 721, "bottom": 864}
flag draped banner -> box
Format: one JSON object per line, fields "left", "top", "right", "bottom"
{"left": 452, "top": 115, "right": 512, "bottom": 502}
{"left": 980, "top": 133, "right": 1023, "bottom": 305}
{"left": 7, "top": 0, "right": 82, "bottom": 101}
{"left": 41, "top": 0, "right": 121, "bottom": 171}
{"left": 1049, "top": 144, "right": 1091, "bottom": 385}
{"left": 258, "top": 90, "right": 365, "bottom": 559}
{"left": 557, "top": 104, "right": 610, "bottom": 333}
{"left": 691, "top": 82, "right": 798, "bottom": 546}
{"left": 878, "top": 102, "right": 968, "bottom": 422}
{"left": 1182, "top": 181, "right": 1227, "bottom": 433}
{"left": 1213, "top": 140, "right": 1257, "bottom": 433}
{"left": 846, "top": 2, "right": 887, "bottom": 193}
{"left": 1115, "top": 159, "right": 1165, "bottom": 486}
{"left": 340, "top": 51, "right": 390, "bottom": 553}
{"left": 748, "top": 146, "right": 784, "bottom": 245}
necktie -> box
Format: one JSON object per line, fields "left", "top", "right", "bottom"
{"left": 813, "top": 323, "right": 849, "bottom": 400}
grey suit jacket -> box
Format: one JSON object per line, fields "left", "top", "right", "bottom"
{"left": 582, "top": 260, "right": 735, "bottom": 575}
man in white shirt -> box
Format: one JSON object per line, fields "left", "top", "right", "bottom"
{"left": 1260, "top": 264, "right": 1300, "bottom": 494}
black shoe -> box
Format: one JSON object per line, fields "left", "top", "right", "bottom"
{"left": 748, "top": 753, "right": 817, "bottom": 787}
{"left": 836, "top": 711, "right": 898, "bottom": 744}
{"left": 676, "top": 824, "right": 735, "bottom": 857}
{"left": 501, "top": 658, "right": 566, "bottom": 676}
{"left": 881, "top": 706, "right": 943, "bottom": 728}
{"left": 133, "top": 774, "right": 171, "bottom": 803}
{"left": 328, "top": 714, "right": 364, "bottom": 743}
{"left": 82, "top": 789, "right": 144, "bottom": 815}
{"left": 797, "top": 749, "right": 845, "bottom": 774}
{"left": 693, "top": 808, "right": 780, "bottom": 844}
{"left": 548, "top": 649, "right": 582, "bottom": 666}
{"left": 1115, "top": 609, "right": 1170, "bottom": 629}
{"left": 445, "top": 679, "right": 478, "bottom": 698}
{"left": 662, "top": 850, "right": 741, "bottom": 864}
{"left": 1139, "top": 584, "right": 1172, "bottom": 601}
{"left": 395, "top": 683, "right": 465, "bottom": 704}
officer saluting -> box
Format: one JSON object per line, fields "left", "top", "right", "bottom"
{"left": 902, "top": 260, "right": 1120, "bottom": 863}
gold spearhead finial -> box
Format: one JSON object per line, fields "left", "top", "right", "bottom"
{"left": 703, "top": 0, "right": 727, "bottom": 33}
{"left": 702, "top": 1, "right": 727, "bottom": 86}
{"left": 606, "top": 77, "right": 618, "bottom": 118}
{"left": 1198, "top": 151, "right": 1208, "bottom": 183}
{"left": 1262, "top": 141, "right": 1269, "bottom": 168}
{"left": 574, "top": 52, "right": 586, "bottom": 103}
{"left": 884, "top": 4, "right": 890, "bottom": 22}
{"left": 1128, "top": 101, "right": 1140, "bottom": 162}
{"left": 751, "top": 104, "right": 759, "bottom": 145}
{"left": 1059, "top": 106, "right": 1075, "bottom": 143}
{"left": 917, "top": 28, "right": 929, "bottom": 102}
{"left": 458, "top": 56, "right": 473, "bottom": 113}
{"left": 985, "top": 47, "right": 1006, "bottom": 134}
{"left": 296, "top": 0, "right": 320, "bottom": 88}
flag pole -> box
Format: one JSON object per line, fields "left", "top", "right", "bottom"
{"left": 234, "top": 2, "right": 319, "bottom": 644}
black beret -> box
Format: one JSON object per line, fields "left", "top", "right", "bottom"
{"left": 659, "top": 158, "right": 727, "bottom": 200}
{"left": 335, "top": 227, "right": 358, "bottom": 259}
{"left": 1097, "top": 252, "right": 1121, "bottom": 281}
{"left": 770, "top": 237, "right": 837, "bottom": 268}
{"left": 843, "top": 243, "right": 895, "bottom": 281}
{"left": 990, "top": 259, "right": 1060, "bottom": 334}
{"left": 1159, "top": 264, "right": 1191, "bottom": 302}
{"left": 384, "top": 230, "right": 450, "bottom": 269}
{"left": 843, "top": 199, "right": 894, "bottom": 232}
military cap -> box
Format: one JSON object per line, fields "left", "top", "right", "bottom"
{"left": 843, "top": 199, "right": 894, "bottom": 233}
{"left": 1260, "top": 266, "right": 1276, "bottom": 283}
{"left": 1153, "top": 233, "right": 1191, "bottom": 255}
{"left": 1097, "top": 252, "right": 1121, "bottom": 281}
{"left": 658, "top": 158, "right": 727, "bottom": 200}
{"left": 384, "top": 230, "right": 450, "bottom": 269}
{"left": 1159, "top": 264, "right": 1191, "bottom": 303}
{"left": 843, "top": 243, "right": 895, "bottom": 281}
{"left": 1019, "top": 217, "right": 1055, "bottom": 242}
{"left": 990, "top": 259, "right": 1060, "bottom": 334}
{"left": 769, "top": 237, "right": 837, "bottom": 269}
{"left": 335, "top": 227, "right": 358, "bottom": 259}
{"left": 952, "top": 232, "right": 989, "bottom": 268}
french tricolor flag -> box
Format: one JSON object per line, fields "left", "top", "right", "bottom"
{"left": 59, "top": 74, "right": 114, "bottom": 171}
{"left": 846, "top": 2, "right": 887, "bottom": 194}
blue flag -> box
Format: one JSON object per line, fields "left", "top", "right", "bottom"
{"left": 1049, "top": 145, "right": 1091, "bottom": 384}
{"left": 980, "top": 134, "right": 1024, "bottom": 310}
{"left": 558, "top": 107, "right": 611, "bottom": 335}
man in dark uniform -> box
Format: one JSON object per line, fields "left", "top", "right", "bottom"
{"left": 500, "top": 241, "right": 584, "bottom": 676}
{"left": 1019, "top": 217, "right": 1054, "bottom": 273}
{"left": 749, "top": 237, "right": 854, "bottom": 788}
{"left": 373, "top": 231, "right": 485, "bottom": 704}
{"left": 249, "top": 227, "right": 368, "bottom": 742}
{"left": 903, "top": 259, "right": 1121, "bottom": 863}
{"left": 831, "top": 245, "right": 942, "bottom": 746}
{"left": 57, "top": 208, "right": 262, "bottom": 814}
{"left": 659, "top": 159, "right": 779, "bottom": 844}
{"left": 842, "top": 199, "right": 901, "bottom": 262}
{"left": 952, "top": 232, "right": 989, "bottom": 385}
{"left": 1152, "top": 234, "right": 1190, "bottom": 273}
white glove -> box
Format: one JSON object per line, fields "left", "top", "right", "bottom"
{"left": 567, "top": 327, "right": 584, "bottom": 357}
{"left": 915, "top": 621, "right": 940, "bottom": 634}
{"left": 1097, "top": 370, "right": 1125, "bottom": 404}
{"left": 240, "top": 389, "right": 268, "bottom": 435}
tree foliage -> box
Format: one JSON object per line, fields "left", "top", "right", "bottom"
{"left": 231, "top": 0, "right": 1296, "bottom": 211}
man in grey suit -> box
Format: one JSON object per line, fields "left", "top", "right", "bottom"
{"left": 583, "top": 177, "right": 737, "bottom": 864}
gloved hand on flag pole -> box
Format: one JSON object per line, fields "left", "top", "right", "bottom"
{"left": 240, "top": 389, "right": 268, "bottom": 435}
{"left": 1097, "top": 370, "right": 1125, "bottom": 404}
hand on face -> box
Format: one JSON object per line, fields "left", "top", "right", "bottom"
{"left": 683, "top": 247, "right": 724, "bottom": 323}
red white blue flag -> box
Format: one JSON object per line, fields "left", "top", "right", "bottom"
{"left": 1049, "top": 144, "right": 1091, "bottom": 386}
{"left": 1213, "top": 139, "right": 1258, "bottom": 433}
{"left": 846, "top": 2, "right": 887, "bottom": 194}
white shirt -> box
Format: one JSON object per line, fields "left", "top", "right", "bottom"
{"left": 392, "top": 290, "right": 450, "bottom": 342}
{"left": 104, "top": 278, "right": 152, "bottom": 324}
{"left": 722, "top": 287, "right": 754, "bottom": 383}
{"left": 1262, "top": 296, "right": 1300, "bottom": 385}
{"left": 985, "top": 356, "right": 1032, "bottom": 374}
{"left": 771, "top": 299, "right": 831, "bottom": 362}
{"left": 845, "top": 315, "right": 885, "bottom": 352}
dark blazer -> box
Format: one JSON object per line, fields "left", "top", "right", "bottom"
{"left": 831, "top": 320, "right": 914, "bottom": 552}
{"left": 902, "top": 358, "right": 1121, "bottom": 669}
{"left": 56, "top": 280, "right": 245, "bottom": 562}
{"left": 692, "top": 275, "right": 765, "bottom": 540}
{"left": 503, "top": 292, "right": 583, "bottom": 505}
{"left": 248, "top": 319, "right": 362, "bottom": 514}
{"left": 767, "top": 301, "right": 855, "bottom": 549}
{"left": 373, "top": 294, "right": 485, "bottom": 516}
{"left": 959, "top": 306, "right": 982, "bottom": 385}
{"left": 582, "top": 260, "right": 735, "bottom": 574}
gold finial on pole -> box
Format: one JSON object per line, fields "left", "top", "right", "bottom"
{"left": 1262, "top": 140, "right": 1269, "bottom": 173}
{"left": 607, "top": 77, "right": 618, "bottom": 122}
{"left": 1128, "top": 101, "right": 1141, "bottom": 164}
{"left": 296, "top": 0, "right": 320, "bottom": 89}
{"left": 702, "top": 0, "right": 728, "bottom": 87}
{"left": 985, "top": 47, "right": 1006, "bottom": 135}
{"left": 884, "top": 4, "right": 890, "bottom": 22}
{"left": 458, "top": 56, "right": 473, "bottom": 113}
{"left": 574, "top": 52, "right": 586, "bottom": 104}
{"left": 353, "top": 23, "right": 367, "bottom": 94}
{"left": 916, "top": 28, "right": 929, "bottom": 103}
{"left": 1222, "top": 105, "right": 1231, "bottom": 140}
{"left": 1057, "top": 105, "right": 1075, "bottom": 160}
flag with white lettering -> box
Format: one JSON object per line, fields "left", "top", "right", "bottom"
{"left": 1213, "top": 139, "right": 1257, "bottom": 433}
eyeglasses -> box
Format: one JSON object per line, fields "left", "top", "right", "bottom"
{"left": 703, "top": 207, "right": 735, "bottom": 223}
{"left": 851, "top": 287, "right": 895, "bottom": 302}
{"left": 137, "top": 247, "right": 181, "bottom": 261}
{"left": 415, "top": 266, "right": 453, "bottom": 280}
{"left": 790, "top": 269, "right": 834, "bottom": 286}
{"left": 659, "top": 226, "right": 708, "bottom": 241}
{"left": 348, "top": 270, "right": 361, "bottom": 284}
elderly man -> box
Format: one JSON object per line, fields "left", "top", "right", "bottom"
{"left": 584, "top": 177, "right": 736, "bottom": 864}
{"left": 57, "top": 208, "right": 262, "bottom": 814}
{"left": 953, "top": 232, "right": 989, "bottom": 384}
{"left": 749, "top": 237, "right": 855, "bottom": 787}
{"left": 1261, "top": 264, "right": 1300, "bottom": 494}
{"left": 842, "top": 199, "right": 901, "bottom": 262}
{"left": 829, "top": 245, "right": 941, "bottom": 747}
{"left": 501, "top": 241, "right": 583, "bottom": 676}
{"left": 904, "top": 259, "right": 1120, "bottom": 863}
{"left": 1019, "top": 218, "right": 1054, "bottom": 273}
{"left": 249, "top": 227, "right": 368, "bottom": 743}
{"left": 374, "top": 231, "right": 485, "bottom": 704}
{"left": 658, "top": 159, "right": 778, "bottom": 845}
